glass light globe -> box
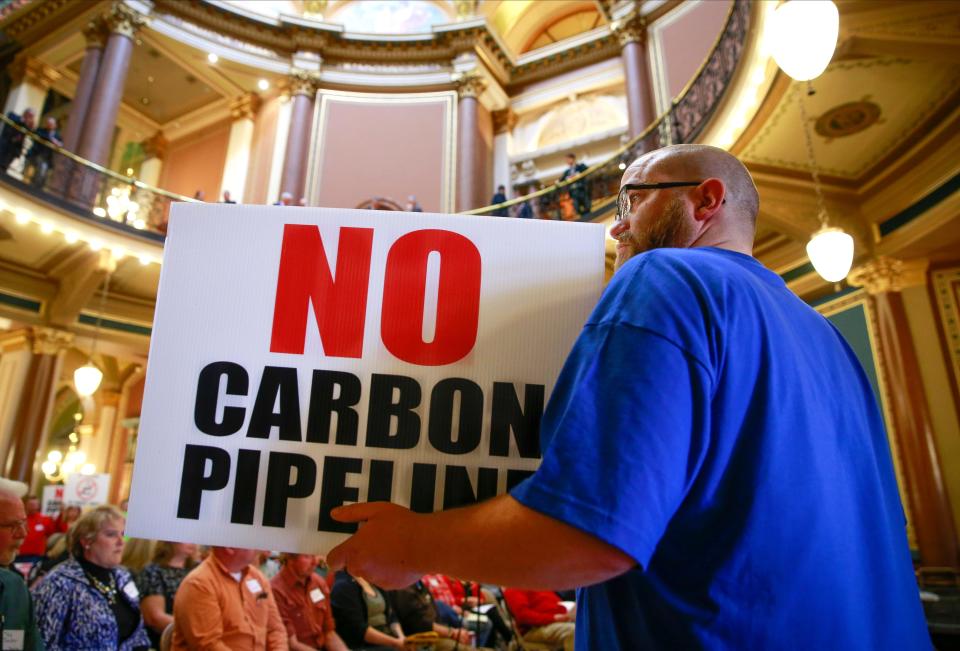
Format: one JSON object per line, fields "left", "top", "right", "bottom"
{"left": 74, "top": 363, "right": 103, "bottom": 397}
{"left": 48, "top": 449, "right": 63, "bottom": 463}
{"left": 41, "top": 460, "right": 57, "bottom": 476}
{"left": 806, "top": 226, "right": 854, "bottom": 282}
{"left": 72, "top": 450, "right": 87, "bottom": 465}
{"left": 769, "top": 1, "right": 839, "bottom": 81}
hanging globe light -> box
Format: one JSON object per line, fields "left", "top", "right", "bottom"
{"left": 769, "top": 1, "right": 839, "bottom": 81}
{"left": 74, "top": 363, "right": 103, "bottom": 397}
{"left": 806, "top": 226, "right": 854, "bottom": 282}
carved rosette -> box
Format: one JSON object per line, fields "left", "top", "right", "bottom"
{"left": 492, "top": 108, "right": 517, "bottom": 135}
{"left": 83, "top": 17, "right": 109, "bottom": 49}
{"left": 613, "top": 15, "right": 645, "bottom": 47}
{"left": 142, "top": 131, "right": 168, "bottom": 160}
{"left": 104, "top": 2, "right": 146, "bottom": 40}
{"left": 9, "top": 54, "right": 61, "bottom": 88}
{"left": 848, "top": 256, "right": 929, "bottom": 294}
{"left": 288, "top": 70, "right": 319, "bottom": 97}
{"left": 456, "top": 73, "right": 486, "bottom": 100}
{"left": 30, "top": 327, "right": 74, "bottom": 356}
{"left": 230, "top": 92, "right": 262, "bottom": 120}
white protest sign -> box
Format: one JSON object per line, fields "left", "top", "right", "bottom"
{"left": 41, "top": 485, "right": 64, "bottom": 516}
{"left": 64, "top": 473, "right": 110, "bottom": 507}
{"left": 126, "top": 204, "right": 605, "bottom": 552}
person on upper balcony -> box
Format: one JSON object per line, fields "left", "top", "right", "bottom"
{"left": 0, "top": 108, "right": 35, "bottom": 174}
{"left": 25, "top": 115, "right": 62, "bottom": 188}
{"left": 559, "top": 152, "right": 591, "bottom": 217}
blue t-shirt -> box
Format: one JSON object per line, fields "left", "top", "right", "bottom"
{"left": 511, "top": 247, "right": 929, "bottom": 650}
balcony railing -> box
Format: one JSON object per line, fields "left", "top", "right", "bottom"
{"left": 466, "top": 0, "right": 751, "bottom": 220}
{"left": 0, "top": 0, "right": 750, "bottom": 234}
{"left": 0, "top": 115, "right": 195, "bottom": 241}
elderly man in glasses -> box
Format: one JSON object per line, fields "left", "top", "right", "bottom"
{"left": 1, "top": 480, "right": 43, "bottom": 650}
{"left": 326, "top": 144, "right": 929, "bottom": 650}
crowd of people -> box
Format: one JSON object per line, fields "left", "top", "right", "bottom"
{"left": 0, "top": 107, "right": 63, "bottom": 187}
{"left": 0, "top": 479, "right": 575, "bottom": 650}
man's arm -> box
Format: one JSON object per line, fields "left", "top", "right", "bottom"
{"left": 326, "top": 494, "right": 634, "bottom": 590}
{"left": 173, "top": 581, "right": 232, "bottom": 651}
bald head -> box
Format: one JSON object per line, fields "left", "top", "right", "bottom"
{"left": 626, "top": 144, "right": 759, "bottom": 234}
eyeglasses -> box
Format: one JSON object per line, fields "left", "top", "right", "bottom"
{"left": 0, "top": 519, "right": 27, "bottom": 532}
{"left": 616, "top": 181, "right": 704, "bottom": 222}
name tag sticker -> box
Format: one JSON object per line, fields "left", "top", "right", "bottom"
{"left": 310, "top": 588, "right": 325, "bottom": 603}
{"left": 124, "top": 581, "right": 140, "bottom": 599}
{"left": 3, "top": 630, "right": 25, "bottom": 650}
{"left": 246, "top": 578, "right": 263, "bottom": 594}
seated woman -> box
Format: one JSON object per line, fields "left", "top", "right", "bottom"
{"left": 31, "top": 504, "right": 150, "bottom": 650}
{"left": 136, "top": 541, "right": 198, "bottom": 649}
{"left": 330, "top": 570, "right": 405, "bottom": 650}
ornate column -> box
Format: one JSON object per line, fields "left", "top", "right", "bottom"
{"left": 107, "top": 368, "right": 143, "bottom": 504}
{"left": 613, "top": 15, "right": 657, "bottom": 143}
{"left": 221, "top": 93, "right": 260, "bottom": 202}
{"left": 75, "top": 3, "right": 144, "bottom": 167}
{"left": 2, "top": 327, "right": 74, "bottom": 486}
{"left": 138, "top": 131, "right": 167, "bottom": 187}
{"left": 63, "top": 20, "right": 108, "bottom": 152}
{"left": 455, "top": 73, "right": 486, "bottom": 212}
{"left": 491, "top": 108, "right": 517, "bottom": 202}
{"left": 279, "top": 72, "right": 318, "bottom": 203}
{"left": 849, "top": 256, "right": 960, "bottom": 567}
{"left": 2, "top": 53, "right": 60, "bottom": 116}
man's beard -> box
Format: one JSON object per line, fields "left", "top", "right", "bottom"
{"left": 614, "top": 198, "right": 694, "bottom": 271}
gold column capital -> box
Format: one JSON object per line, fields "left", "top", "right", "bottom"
{"left": 230, "top": 92, "right": 262, "bottom": 120}
{"left": 142, "top": 130, "right": 168, "bottom": 160}
{"left": 104, "top": 2, "right": 146, "bottom": 40}
{"left": 83, "top": 16, "right": 109, "bottom": 48}
{"left": 612, "top": 14, "right": 646, "bottom": 47}
{"left": 848, "top": 256, "right": 929, "bottom": 294}
{"left": 287, "top": 69, "right": 319, "bottom": 97}
{"left": 454, "top": 0, "right": 477, "bottom": 20}
{"left": 30, "top": 326, "right": 74, "bottom": 356}
{"left": 9, "top": 53, "right": 61, "bottom": 89}
{"left": 492, "top": 107, "right": 517, "bottom": 135}
{"left": 455, "top": 73, "right": 486, "bottom": 100}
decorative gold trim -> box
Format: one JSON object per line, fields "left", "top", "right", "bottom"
{"left": 848, "top": 257, "right": 930, "bottom": 295}
{"left": 306, "top": 90, "right": 458, "bottom": 213}
{"left": 454, "top": 72, "right": 486, "bottom": 99}
{"left": 229, "top": 92, "right": 261, "bottom": 121}
{"left": 816, "top": 289, "right": 916, "bottom": 549}
{"left": 30, "top": 326, "right": 74, "bottom": 356}
{"left": 8, "top": 53, "right": 60, "bottom": 89}
{"left": 104, "top": 1, "right": 146, "bottom": 40}
{"left": 612, "top": 14, "right": 645, "bottom": 47}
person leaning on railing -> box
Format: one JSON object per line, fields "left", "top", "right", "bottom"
{"left": 24, "top": 116, "right": 62, "bottom": 187}
{"left": 0, "top": 107, "right": 35, "bottom": 174}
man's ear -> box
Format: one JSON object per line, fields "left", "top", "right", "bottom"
{"left": 694, "top": 178, "right": 725, "bottom": 223}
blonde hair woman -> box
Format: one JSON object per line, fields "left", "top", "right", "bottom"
{"left": 31, "top": 505, "right": 150, "bottom": 650}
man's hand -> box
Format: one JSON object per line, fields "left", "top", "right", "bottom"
{"left": 326, "top": 502, "right": 424, "bottom": 588}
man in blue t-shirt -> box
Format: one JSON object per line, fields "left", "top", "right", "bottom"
{"left": 327, "top": 144, "right": 930, "bottom": 649}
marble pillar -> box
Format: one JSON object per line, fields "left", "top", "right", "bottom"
{"left": 279, "top": 72, "right": 318, "bottom": 203}
{"left": 2, "top": 54, "right": 60, "bottom": 117}
{"left": 221, "top": 93, "right": 260, "bottom": 202}
{"left": 456, "top": 74, "right": 486, "bottom": 212}
{"left": 75, "top": 3, "right": 143, "bottom": 167}
{"left": 614, "top": 16, "right": 657, "bottom": 144}
{"left": 1, "top": 327, "right": 74, "bottom": 486}
{"left": 850, "top": 257, "right": 960, "bottom": 567}
{"left": 139, "top": 131, "right": 167, "bottom": 187}
{"left": 63, "top": 20, "right": 108, "bottom": 153}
